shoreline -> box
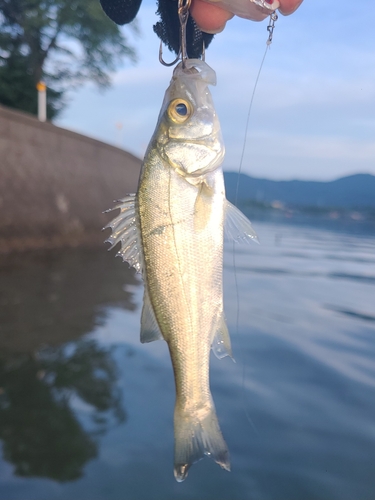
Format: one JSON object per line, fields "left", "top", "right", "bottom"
{"left": 0, "top": 105, "right": 141, "bottom": 254}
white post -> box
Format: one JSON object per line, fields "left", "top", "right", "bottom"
{"left": 36, "top": 81, "right": 47, "bottom": 122}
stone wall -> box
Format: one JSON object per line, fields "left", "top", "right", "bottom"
{"left": 0, "top": 105, "right": 141, "bottom": 252}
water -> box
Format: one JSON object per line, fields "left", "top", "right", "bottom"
{"left": 0, "top": 221, "right": 374, "bottom": 500}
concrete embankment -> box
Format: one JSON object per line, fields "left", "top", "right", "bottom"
{"left": 0, "top": 105, "right": 141, "bottom": 253}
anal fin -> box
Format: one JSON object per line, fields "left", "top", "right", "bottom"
{"left": 140, "top": 286, "right": 163, "bottom": 343}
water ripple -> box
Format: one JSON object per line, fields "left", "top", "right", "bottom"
{"left": 325, "top": 305, "right": 375, "bottom": 322}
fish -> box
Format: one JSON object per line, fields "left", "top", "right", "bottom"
{"left": 104, "top": 59, "right": 257, "bottom": 481}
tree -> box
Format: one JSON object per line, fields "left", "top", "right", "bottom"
{"left": 0, "top": 0, "right": 136, "bottom": 119}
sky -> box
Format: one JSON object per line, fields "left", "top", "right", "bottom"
{"left": 56, "top": 0, "right": 375, "bottom": 181}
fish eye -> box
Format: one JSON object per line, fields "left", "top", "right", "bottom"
{"left": 167, "top": 99, "right": 192, "bottom": 123}
{"left": 175, "top": 103, "right": 187, "bottom": 115}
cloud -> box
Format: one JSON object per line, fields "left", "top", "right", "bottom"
{"left": 56, "top": 0, "right": 375, "bottom": 180}
{"left": 253, "top": 134, "right": 375, "bottom": 162}
{"left": 224, "top": 133, "right": 375, "bottom": 180}
{"left": 112, "top": 66, "right": 166, "bottom": 86}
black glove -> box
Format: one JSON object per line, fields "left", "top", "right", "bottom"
{"left": 100, "top": 0, "right": 214, "bottom": 58}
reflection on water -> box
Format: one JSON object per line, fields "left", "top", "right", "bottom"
{"left": 0, "top": 248, "right": 139, "bottom": 482}
{"left": 0, "top": 224, "right": 374, "bottom": 500}
{"left": 0, "top": 248, "right": 138, "bottom": 354}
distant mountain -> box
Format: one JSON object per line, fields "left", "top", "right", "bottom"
{"left": 224, "top": 173, "right": 375, "bottom": 209}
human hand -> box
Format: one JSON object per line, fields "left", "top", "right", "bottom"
{"left": 191, "top": 0, "right": 303, "bottom": 34}
{"left": 99, "top": 0, "right": 303, "bottom": 59}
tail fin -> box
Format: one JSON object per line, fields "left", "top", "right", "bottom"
{"left": 173, "top": 404, "right": 230, "bottom": 482}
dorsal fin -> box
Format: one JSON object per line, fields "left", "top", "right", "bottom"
{"left": 103, "top": 195, "right": 143, "bottom": 273}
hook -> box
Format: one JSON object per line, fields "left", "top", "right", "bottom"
{"left": 159, "top": 41, "right": 181, "bottom": 67}
{"left": 178, "top": 0, "right": 191, "bottom": 66}
{"left": 158, "top": 0, "right": 192, "bottom": 68}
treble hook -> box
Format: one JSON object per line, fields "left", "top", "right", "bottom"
{"left": 178, "top": 0, "right": 190, "bottom": 66}
{"left": 159, "top": 41, "right": 180, "bottom": 66}
{"left": 159, "top": 0, "right": 191, "bottom": 67}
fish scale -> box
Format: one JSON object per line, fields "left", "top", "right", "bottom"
{"left": 105, "top": 59, "right": 258, "bottom": 481}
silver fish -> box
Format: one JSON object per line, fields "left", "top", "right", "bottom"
{"left": 105, "top": 59, "right": 257, "bottom": 481}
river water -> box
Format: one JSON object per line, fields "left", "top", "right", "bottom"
{"left": 0, "top": 219, "right": 374, "bottom": 500}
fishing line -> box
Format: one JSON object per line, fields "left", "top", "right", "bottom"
{"left": 233, "top": 13, "right": 277, "bottom": 435}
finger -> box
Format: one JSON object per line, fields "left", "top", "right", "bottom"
{"left": 190, "top": 0, "right": 234, "bottom": 34}
{"left": 278, "top": 0, "right": 303, "bottom": 15}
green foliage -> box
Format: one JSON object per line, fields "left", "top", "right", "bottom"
{"left": 0, "top": 53, "right": 64, "bottom": 118}
{"left": 0, "top": 0, "right": 136, "bottom": 119}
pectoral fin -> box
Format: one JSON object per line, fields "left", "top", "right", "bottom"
{"left": 194, "top": 182, "right": 213, "bottom": 232}
{"left": 224, "top": 201, "right": 258, "bottom": 244}
{"left": 103, "top": 195, "right": 143, "bottom": 273}
{"left": 140, "top": 287, "right": 163, "bottom": 343}
{"left": 211, "top": 315, "right": 233, "bottom": 360}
